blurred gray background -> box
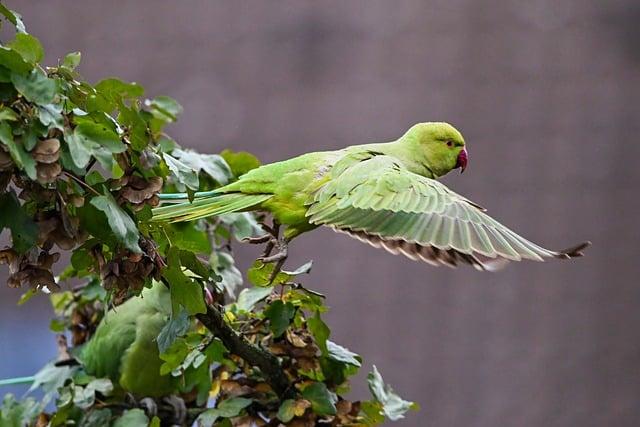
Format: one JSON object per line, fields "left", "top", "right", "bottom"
{"left": 1, "top": 1, "right": 639, "bottom": 426}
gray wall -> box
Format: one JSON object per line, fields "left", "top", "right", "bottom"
{"left": 1, "top": 1, "right": 639, "bottom": 426}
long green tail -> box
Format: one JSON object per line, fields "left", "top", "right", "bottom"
{"left": 157, "top": 190, "right": 220, "bottom": 201}
{"left": 0, "top": 376, "right": 35, "bottom": 387}
{"left": 152, "top": 193, "right": 271, "bottom": 223}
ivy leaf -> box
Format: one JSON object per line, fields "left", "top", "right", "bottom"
{"left": 7, "top": 33, "right": 44, "bottom": 64}
{"left": 196, "top": 397, "right": 252, "bottom": 427}
{"left": 112, "top": 409, "right": 149, "bottom": 427}
{"left": 145, "top": 95, "right": 183, "bottom": 121}
{"left": 212, "top": 251, "right": 243, "bottom": 296}
{"left": 301, "top": 382, "right": 337, "bottom": 416}
{"left": 11, "top": 69, "right": 56, "bottom": 105}
{"left": 90, "top": 194, "right": 141, "bottom": 252}
{"left": 67, "top": 122, "right": 125, "bottom": 169}
{"left": 0, "top": 122, "right": 37, "bottom": 179}
{"left": 235, "top": 286, "right": 272, "bottom": 312}
{"left": 79, "top": 408, "right": 112, "bottom": 427}
{"left": 157, "top": 308, "right": 190, "bottom": 354}
{"left": 264, "top": 300, "right": 296, "bottom": 337}
{"left": 0, "top": 191, "right": 38, "bottom": 254}
{"left": 163, "top": 153, "right": 199, "bottom": 190}
{"left": 172, "top": 148, "right": 232, "bottom": 185}
{"left": 88, "top": 78, "right": 144, "bottom": 113}
{"left": 219, "top": 212, "right": 263, "bottom": 241}
{"left": 0, "top": 106, "right": 18, "bottom": 121}
{"left": 163, "top": 247, "right": 206, "bottom": 315}
{"left": 367, "top": 365, "right": 418, "bottom": 421}
{"left": 61, "top": 52, "right": 81, "bottom": 71}
{"left": 39, "top": 103, "right": 64, "bottom": 130}
{"left": 0, "top": 5, "right": 26, "bottom": 33}
{"left": 0, "top": 47, "right": 31, "bottom": 74}
{"left": 220, "top": 149, "right": 260, "bottom": 178}
{"left": 0, "top": 394, "right": 41, "bottom": 427}
{"left": 326, "top": 340, "right": 361, "bottom": 367}
{"left": 307, "top": 312, "right": 330, "bottom": 355}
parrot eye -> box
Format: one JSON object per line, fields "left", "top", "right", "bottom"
{"left": 446, "top": 140, "right": 453, "bottom": 147}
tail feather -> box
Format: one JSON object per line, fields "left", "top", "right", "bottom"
{"left": 152, "top": 193, "right": 271, "bottom": 222}
{"left": 0, "top": 375, "right": 36, "bottom": 387}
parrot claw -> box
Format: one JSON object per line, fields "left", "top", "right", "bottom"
{"left": 242, "top": 234, "right": 272, "bottom": 244}
{"left": 139, "top": 397, "right": 158, "bottom": 418}
{"left": 163, "top": 395, "right": 187, "bottom": 425}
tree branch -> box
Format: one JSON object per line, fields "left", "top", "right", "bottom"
{"left": 196, "top": 304, "right": 294, "bottom": 399}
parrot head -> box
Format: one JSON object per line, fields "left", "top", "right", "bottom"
{"left": 403, "top": 122, "right": 467, "bottom": 177}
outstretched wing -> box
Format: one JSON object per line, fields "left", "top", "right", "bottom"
{"left": 306, "top": 155, "right": 588, "bottom": 270}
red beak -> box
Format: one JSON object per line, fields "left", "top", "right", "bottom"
{"left": 456, "top": 147, "right": 468, "bottom": 173}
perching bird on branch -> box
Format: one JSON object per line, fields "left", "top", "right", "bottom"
{"left": 153, "top": 122, "right": 589, "bottom": 273}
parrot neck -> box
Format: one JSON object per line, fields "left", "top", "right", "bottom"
{"left": 368, "top": 141, "right": 437, "bottom": 179}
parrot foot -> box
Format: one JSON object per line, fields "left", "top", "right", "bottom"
{"left": 138, "top": 397, "right": 158, "bottom": 418}
{"left": 242, "top": 234, "right": 272, "bottom": 244}
{"left": 162, "top": 395, "right": 187, "bottom": 426}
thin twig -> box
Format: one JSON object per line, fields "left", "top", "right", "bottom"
{"left": 63, "top": 171, "right": 101, "bottom": 196}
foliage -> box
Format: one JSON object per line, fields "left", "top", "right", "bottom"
{"left": 0, "top": 4, "right": 416, "bottom": 426}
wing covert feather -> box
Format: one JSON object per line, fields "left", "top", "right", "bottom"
{"left": 307, "top": 155, "right": 587, "bottom": 269}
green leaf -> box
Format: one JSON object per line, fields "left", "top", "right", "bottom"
{"left": 11, "top": 69, "right": 56, "bottom": 105}
{"left": 0, "top": 47, "right": 31, "bottom": 74}
{"left": 39, "top": 103, "right": 64, "bottom": 130}
{"left": 307, "top": 312, "right": 330, "bottom": 355}
{"left": 7, "top": 33, "right": 44, "bottom": 64}
{"left": 0, "top": 106, "right": 17, "bottom": 121}
{"left": 172, "top": 148, "right": 232, "bottom": 185}
{"left": 247, "top": 260, "right": 290, "bottom": 286}
{"left": 203, "top": 338, "right": 226, "bottom": 362}
{"left": 62, "top": 52, "right": 81, "bottom": 71}
{"left": 66, "top": 122, "right": 125, "bottom": 169}
{"left": 277, "top": 399, "right": 297, "bottom": 423}
{"left": 196, "top": 397, "right": 252, "bottom": 427}
{"left": 163, "top": 153, "right": 199, "bottom": 190}
{"left": 235, "top": 286, "right": 272, "bottom": 312}
{"left": 0, "top": 394, "right": 42, "bottom": 427}
{"left": 112, "top": 408, "right": 149, "bottom": 427}
{"left": 90, "top": 194, "right": 141, "bottom": 252}
{"left": 218, "top": 212, "right": 263, "bottom": 241}
{"left": 70, "top": 249, "right": 93, "bottom": 271}
{"left": 89, "top": 78, "right": 144, "bottom": 113}
{"left": 220, "top": 149, "right": 260, "bottom": 178}
{"left": 0, "top": 191, "right": 37, "bottom": 253}
{"left": 301, "top": 382, "right": 336, "bottom": 416}
{"left": 0, "top": 5, "right": 26, "bottom": 33}
{"left": 157, "top": 308, "right": 190, "bottom": 353}
{"left": 0, "top": 121, "right": 37, "bottom": 179}
{"left": 163, "top": 247, "right": 206, "bottom": 315}
{"left": 162, "top": 222, "right": 210, "bottom": 253}
{"left": 264, "top": 300, "right": 296, "bottom": 337}
{"left": 327, "top": 340, "right": 361, "bottom": 367}
{"left": 79, "top": 408, "right": 112, "bottom": 427}
{"left": 145, "top": 95, "right": 183, "bottom": 121}
{"left": 367, "top": 365, "right": 418, "bottom": 421}
{"left": 212, "top": 251, "right": 243, "bottom": 296}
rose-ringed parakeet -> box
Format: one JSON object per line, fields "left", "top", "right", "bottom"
{"left": 79, "top": 282, "right": 176, "bottom": 398}
{"left": 153, "top": 122, "right": 589, "bottom": 273}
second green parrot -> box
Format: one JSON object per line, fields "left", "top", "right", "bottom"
{"left": 80, "top": 283, "right": 176, "bottom": 397}
{"left": 153, "top": 123, "right": 588, "bottom": 271}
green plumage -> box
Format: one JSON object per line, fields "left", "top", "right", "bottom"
{"left": 153, "top": 122, "right": 588, "bottom": 269}
{"left": 80, "top": 283, "right": 176, "bottom": 397}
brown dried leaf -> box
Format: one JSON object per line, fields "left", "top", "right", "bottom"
{"left": 32, "top": 138, "right": 61, "bottom": 164}
{"left": 36, "top": 162, "right": 62, "bottom": 184}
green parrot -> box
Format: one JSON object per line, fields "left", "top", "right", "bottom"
{"left": 0, "top": 284, "right": 177, "bottom": 397}
{"left": 79, "top": 282, "right": 176, "bottom": 397}
{"left": 153, "top": 122, "right": 589, "bottom": 271}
